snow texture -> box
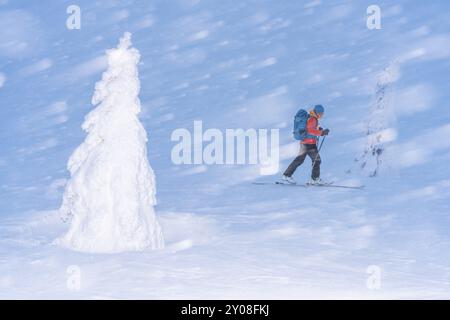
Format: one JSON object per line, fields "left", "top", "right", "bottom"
{"left": 56, "top": 33, "right": 164, "bottom": 253}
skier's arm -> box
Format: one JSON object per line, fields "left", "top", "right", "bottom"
{"left": 306, "top": 117, "right": 322, "bottom": 136}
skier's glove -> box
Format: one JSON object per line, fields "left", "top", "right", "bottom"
{"left": 321, "top": 128, "right": 330, "bottom": 136}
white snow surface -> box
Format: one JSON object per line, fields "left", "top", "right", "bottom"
{"left": 56, "top": 33, "right": 164, "bottom": 253}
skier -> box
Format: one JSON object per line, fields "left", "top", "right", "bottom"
{"left": 281, "top": 104, "right": 330, "bottom": 185}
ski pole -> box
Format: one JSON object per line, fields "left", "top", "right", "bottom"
{"left": 311, "top": 136, "right": 326, "bottom": 169}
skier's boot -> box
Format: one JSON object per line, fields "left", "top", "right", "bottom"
{"left": 280, "top": 175, "right": 296, "bottom": 185}
{"left": 308, "top": 177, "right": 328, "bottom": 185}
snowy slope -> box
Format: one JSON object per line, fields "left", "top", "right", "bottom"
{"left": 1, "top": 0, "right": 450, "bottom": 298}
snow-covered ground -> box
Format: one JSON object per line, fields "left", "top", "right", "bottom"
{"left": 2, "top": 179, "right": 450, "bottom": 299}
{"left": 1, "top": 0, "right": 450, "bottom": 299}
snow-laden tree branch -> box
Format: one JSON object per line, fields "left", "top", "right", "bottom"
{"left": 352, "top": 63, "right": 399, "bottom": 177}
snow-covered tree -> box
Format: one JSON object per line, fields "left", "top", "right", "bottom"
{"left": 352, "top": 63, "right": 399, "bottom": 177}
{"left": 56, "top": 32, "right": 164, "bottom": 253}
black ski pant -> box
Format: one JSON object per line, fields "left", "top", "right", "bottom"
{"left": 283, "top": 143, "right": 321, "bottom": 179}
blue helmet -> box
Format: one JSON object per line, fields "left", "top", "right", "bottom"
{"left": 314, "top": 104, "right": 325, "bottom": 114}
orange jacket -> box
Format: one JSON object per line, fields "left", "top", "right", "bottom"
{"left": 302, "top": 116, "right": 322, "bottom": 145}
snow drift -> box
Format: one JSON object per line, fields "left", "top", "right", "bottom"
{"left": 56, "top": 32, "right": 164, "bottom": 253}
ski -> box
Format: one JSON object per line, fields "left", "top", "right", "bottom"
{"left": 252, "top": 182, "right": 364, "bottom": 190}
{"left": 305, "top": 183, "right": 364, "bottom": 190}
{"left": 251, "top": 182, "right": 300, "bottom": 186}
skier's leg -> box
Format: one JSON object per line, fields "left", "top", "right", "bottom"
{"left": 283, "top": 144, "right": 307, "bottom": 177}
{"left": 307, "top": 146, "right": 321, "bottom": 180}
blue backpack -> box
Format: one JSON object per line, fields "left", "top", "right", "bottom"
{"left": 293, "top": 109, "right": 310, "bottom": 140}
